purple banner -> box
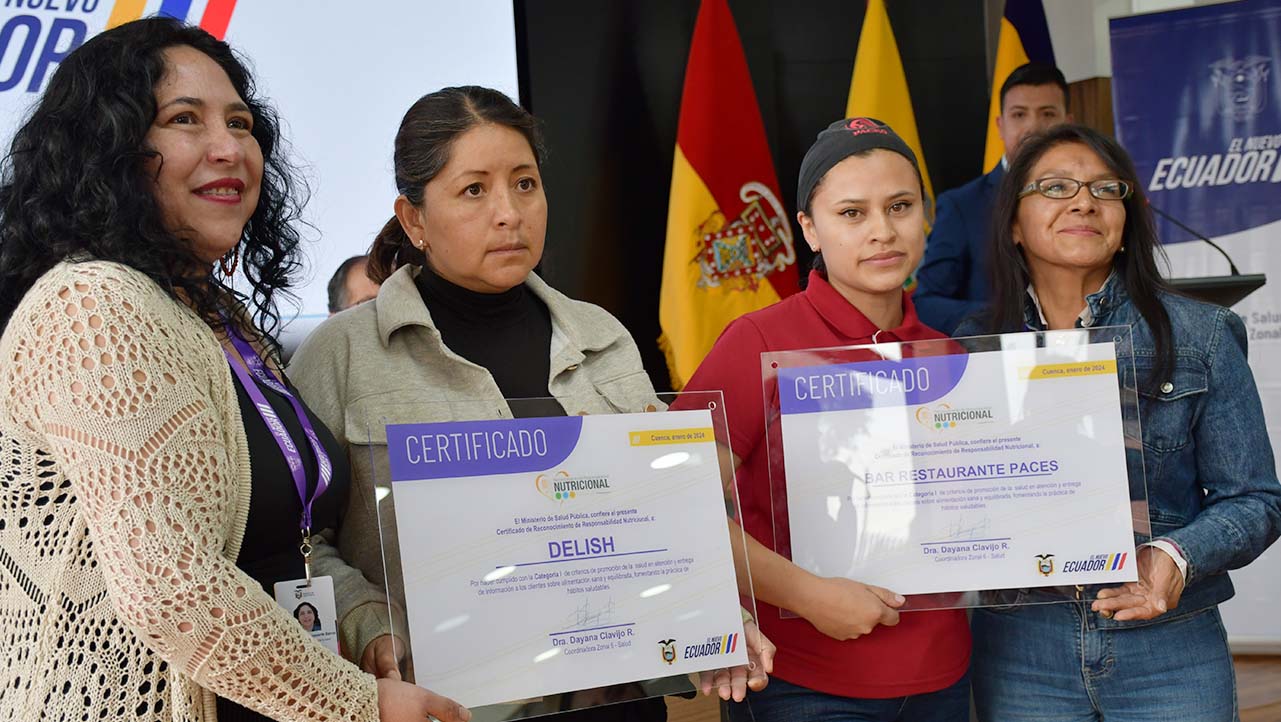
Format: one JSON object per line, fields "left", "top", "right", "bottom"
{"left": 1111, "top": 1, "right": 1281, "bottom": 242}
{"left": 778, "top": 354, "right": 969, "bottom": 415}
{"left": 387, "top": 416, "right": 583, "bottom": 481}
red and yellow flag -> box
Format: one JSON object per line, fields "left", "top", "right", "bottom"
{"left": 659, "top": 0, "right": 798, "bottom": 389}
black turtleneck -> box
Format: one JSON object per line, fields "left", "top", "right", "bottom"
{"left": 416, "top": 266, "right": 558, "bottom": 411}
{"left": 415, "top": 267, "right": 665, "bottom": 722}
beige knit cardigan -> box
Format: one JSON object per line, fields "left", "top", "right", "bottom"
{"left": 0, "top": 261, "right": 378, "bottom": 721}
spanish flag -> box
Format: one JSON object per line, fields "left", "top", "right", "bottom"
{"left": 659, "top": 0, "right": 798, "bottom": 389}
{"left": 845, "top": 0, "right": 934, "bottom": 205}
{"left": 982, "top": 0, "right": 1057, "bottom": 172}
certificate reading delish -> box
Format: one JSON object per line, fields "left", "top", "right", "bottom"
{"left": 383, "top": 409, "right": 748, "bottom": 708}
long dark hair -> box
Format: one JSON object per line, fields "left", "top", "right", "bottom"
{"left": 293, "top": 601, "right": 319, "bottom": 628}
{"left": 0, "top": 17, "right": 306, "bottom": 359}
{"left": 368, "top": 86, "right": 544, "bottom": 283}
{"left": 986, "top": 124, "right": 1173, "bottom": 391}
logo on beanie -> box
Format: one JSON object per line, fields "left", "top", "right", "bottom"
{"left": 846, "top": 118, "right": 889, "bottom": 136}
{"left": 695, "top": 183, "right": 796, "bottom": 290}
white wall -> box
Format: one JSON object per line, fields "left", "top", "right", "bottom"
{"left": 0, "top": 0, "right": 520, "bottom": 348}
{"left": 226, "top": 2, "right": 519, "bottom": 327}
{"left": 1043, "top": 0, "right": 1238, "bottom": 81}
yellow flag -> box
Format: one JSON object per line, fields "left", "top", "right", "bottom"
{"left": 846, "top": 0, "right": 934, "bottom": 203}
{"left": 983, "top": 18, "right": 1032, "bottom": 172}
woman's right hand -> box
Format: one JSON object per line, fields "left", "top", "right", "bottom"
{"left": 798, "top": 576, "right": 905, "bottom": 640}
{"left": 377, "top": 678, "right": 470, "bottom": 722}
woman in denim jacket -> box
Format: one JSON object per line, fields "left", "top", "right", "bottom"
{"left": 955, "top": 124, "right": 1281, "bottom": 722}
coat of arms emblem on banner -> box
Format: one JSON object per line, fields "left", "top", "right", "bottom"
{"left": 693, "top": 182, "right": 795, "bottom": 291}
{"left": 1210, "top": 56, "right": 1271, "bottom": 121}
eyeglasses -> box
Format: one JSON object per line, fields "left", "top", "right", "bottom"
{"left": 1018, "top": 177, "right": 1133, "bottom": 201}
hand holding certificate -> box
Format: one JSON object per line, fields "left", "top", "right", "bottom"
{"left": 792, "top": 576, "right": 905, "bottom": 640}
{"left": 1092, "top": 544, "right": 1187, "bottom": 621}
{"left": 763, "top": 329, "right": 1147, "bottom": 609}
{"left": 370, "top": 395, "right": 754, "bottom": 717}
{"left": 698, "top": 618, "right": 774, "bottom": 701}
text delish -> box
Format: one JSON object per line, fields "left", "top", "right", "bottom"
{"left": 793, "top": 367, "right": 930, "bottom": 401}
{"left": 403, "top": 429, "right": 548, "bottom": 464}
{"left": 865, "top": 459, "right": 1059, "bottom": 484}
{"left": 548, "top": 536, "right": 616, "bottom": 560}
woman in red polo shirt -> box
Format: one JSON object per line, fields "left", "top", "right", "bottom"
{"left": 681, "top": 118, "right": 971, "bottom": 721}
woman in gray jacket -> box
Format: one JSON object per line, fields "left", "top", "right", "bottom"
{"left": 290, "top": 86, "right": 772, "bottom": 719}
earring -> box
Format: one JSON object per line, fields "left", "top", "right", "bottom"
{"left": 1120, "top": 244, "right": 1127, "bottom": 253}
{"left": 218, "top": 242, "right": 240, "bottom": 276}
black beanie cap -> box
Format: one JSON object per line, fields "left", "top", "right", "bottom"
{"left": 796, "top": 117, "right": 921, "bottom": 213}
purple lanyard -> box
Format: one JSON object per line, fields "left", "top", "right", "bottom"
{"left": 223, "top": 329, "right": 332, "bottom": 541}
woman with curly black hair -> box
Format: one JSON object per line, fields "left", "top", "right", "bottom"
{"left": 0, "top": 17, "right": 467, "bottom": 722}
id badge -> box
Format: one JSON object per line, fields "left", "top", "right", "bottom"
{"left": 274, "top": 575, "right": 340, "bottom": 655}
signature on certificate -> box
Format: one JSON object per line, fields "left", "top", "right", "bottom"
{"left": 944, "top": 514, "right": 992, "bottom": 541}
{"left": 563, "top": 596, "right": 617, "bottom": 629}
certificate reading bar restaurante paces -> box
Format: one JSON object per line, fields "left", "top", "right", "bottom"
{"left": 385, "top": 410, "right": 747, "bottom": 708}
{"left": 774, "top": 340, "right": 1139, "bottom": 595}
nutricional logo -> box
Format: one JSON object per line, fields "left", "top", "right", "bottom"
{"left": 915, "top": 403, "right": 995, "bottom": 431}
{"left": 535, "top": 470, "right": 612, "bottom": 502}
{"left": 2, "top": 0, "right": 239, "bottom": 95}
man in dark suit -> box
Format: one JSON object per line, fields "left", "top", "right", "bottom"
{"left": 914, "top": 63, "right": 1070, "bottom": 333}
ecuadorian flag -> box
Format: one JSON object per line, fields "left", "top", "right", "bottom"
{"left": 720, "top": 632, "right": 739, "bottom": 654}
{"left": 659, "top": 0, "right": 798, "bottom": 389}
{"left": 982, "top": 0, "right": 1057, "bottom": 172}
